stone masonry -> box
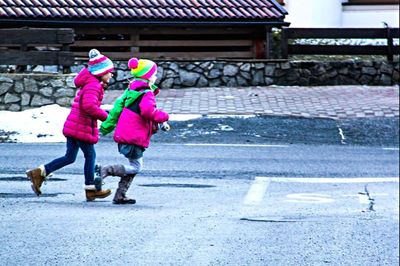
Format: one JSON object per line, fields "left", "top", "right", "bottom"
{"left": 0, "top": 74, "right": 76, "bottom": 111}
{"left": 0, "top": 60, "right": 399, "bottom": 111}
{"left": 104, "top": 60, "right": 399, "bottom": 91}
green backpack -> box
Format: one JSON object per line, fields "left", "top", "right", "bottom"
{"left": 100, "top": 87, "right": 152, "bottom": 136}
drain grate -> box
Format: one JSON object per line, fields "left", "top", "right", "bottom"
{"left": 138, "top": 183, "right": 215, "bottom": 189}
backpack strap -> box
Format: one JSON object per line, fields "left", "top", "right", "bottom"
{"left": 126, "top": 88, "right": 151, "bottom": 114}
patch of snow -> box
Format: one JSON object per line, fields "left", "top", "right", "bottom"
{"left": 168, "top": 114, "right": 202, "bottom": 121}
{"left": 216, "top": 124, "right": 234, "bottom": 131}
{"left": 101, "top": 104, "right": 114, "bottom": 111}
{"left": 207, "top": 115, "right": 256, "bottom": 119}
{"left": 294, "top": 38, "right": 399, "bottom": 46}
{"left": 0, "top": 104, "right": 68, "bottom": 143}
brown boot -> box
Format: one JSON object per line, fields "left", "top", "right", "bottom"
{"left": 85, "top": 187, "right": 112, "bottom": 202}
{"left": 113, "top": 175, "right": 136, "bottom": 204}
{"left": 26, "top": 165, "right": 46, "bottom": 196}
{"left": 100, "top": 164, "right": 126, "bottom": 179}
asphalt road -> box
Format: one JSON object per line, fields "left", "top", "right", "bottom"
{"left": 0, "top": 173, "right": 398, "bottom": 266}
{"left": 0, "top": 141, "right": 399, "bottom": 179}
{"left": 0, "top": 116, "right": 399, "bottom": 265}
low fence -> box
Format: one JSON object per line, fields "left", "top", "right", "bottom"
{"left": 0, "top": 28, "right": 75, "bottom": 72}
{"left": 0, "top": 60, "right": 398, "bottom": 111}
{"left": 281, "top": 27, "right": 400, "bottom": 62}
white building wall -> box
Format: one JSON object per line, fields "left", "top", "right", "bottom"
{"left": 284, "top": 0, "right": 400, "bottom": 28}
{"left": 285, "top": 0, "right": 343, "bottom": 27}
{"left": 342, "top": 5, "right": 400, "bottom": 28}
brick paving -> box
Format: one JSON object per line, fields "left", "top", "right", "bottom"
{"left": 104, "top": 85, "right": 399, "bottom": 120}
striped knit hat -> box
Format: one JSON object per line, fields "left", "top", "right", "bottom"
{"left": 88, "top": 49, "right": 114, "bottom": 77}
{"left": 128, "top": 57, "right": 157, "bottom": 80}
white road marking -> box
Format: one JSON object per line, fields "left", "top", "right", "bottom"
{"left": 183, "top": 143, "right": 289, "bottom": 148}
{"left": 337, "top": 125, "right": 347, "bottom": 145}
{"left": 243, "top": 177, "right": 271, "bottom": 206}
{"left": 242, "top": 177, "right": 397, "bottom": 206}
{"left": 358, "top": 194, "right": 370, "bottom": 204}
{"left": 256, "top": 177, "right": 399, "bottom": 183}
{"left": 382, "top": 147, "right": 400, "bottom": 151}
{"left": 285, "top": 193, "right": 335, "bottom": 203}
{"left": 342, "top": 193, "right": 389, "bottom": 197}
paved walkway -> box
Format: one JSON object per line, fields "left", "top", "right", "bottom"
{"left": 104, "top": 85, "right": 399, "bottom": 119}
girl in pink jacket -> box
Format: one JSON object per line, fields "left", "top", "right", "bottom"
{"left": 99, "top": 58, "right": 169, "bottom": 204}
{"left": 26, "top": 49, "right": 113, "bottom": 201}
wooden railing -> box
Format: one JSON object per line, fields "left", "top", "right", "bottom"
{"left": 281, "top": 27, "right": 399, "bottom": 61}
{"left": 72, "top": 26, "right": 264, "bottom": 60}
{"left": 0, "top": 28, "right": 74, "bottom": 71}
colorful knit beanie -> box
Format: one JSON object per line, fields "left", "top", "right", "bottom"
{"left": 88, "top": 49, "right": 114, "bottom": 77}
{"left": 128, "top": 57, "right": 157, "bottom": 80}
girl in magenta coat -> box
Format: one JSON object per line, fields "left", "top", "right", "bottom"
{"left": 26, "top": 49, "right": 114, "bottom": 201}
{"left": 99, "top": 58, "right": 169, "bottom": 204}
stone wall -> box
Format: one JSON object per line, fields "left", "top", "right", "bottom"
{"left": 0, "top": 60, "right": 398, "bottom": 111}
{"left": 0, "top": 74, "right": 76, "bottom": 111}
{"left": 100, "top": 60, "right": 398, "bottom": 90}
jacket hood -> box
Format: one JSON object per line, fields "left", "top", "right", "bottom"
{"left": 129, "top": 79, "right": 160, "bottom": 95}
{"left": 74, "top": 67, "right": 99, "bottom": 88}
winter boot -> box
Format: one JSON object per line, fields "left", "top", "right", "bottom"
{"left": 94, "top": 164, "right": 103, "bottom": 191}
{"left": 26, "top": 165, "right": 47, "bottom": 196}
{"left": 113, "top": 175, "right": 136, "bottom": 204}
{"left": 85, "top": 185, "right": 112, "bottom": 201}
{"left": 100, "top": 164, "right": 126, "bottom": 179}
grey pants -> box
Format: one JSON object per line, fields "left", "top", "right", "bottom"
{"left": 118, "top": 144, "right": 144, "bottom": 175}
{"left": 125, "top": 157, "right": 143, "bottom": 175}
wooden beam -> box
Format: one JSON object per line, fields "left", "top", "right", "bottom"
{"left": 72, "top": 40, "right": 251, "bottom": 47}
{"left": 73, "top": 51, "right": 253, "bottom": 60}
{"left": 0, "top": 28, "right": 74, "bottom": 45}
{"left": 283, "top": 28, "right": 400, "bottom": 39}
{"left": 346, "top": 0, "right": 399, "bottom": 4}
{"left": 288, "top": 45, "right": 399, "bottom": 55}
{"left": 71, "top": 40, "right": 139, "bottom": 47}
{"left": 0, "top": 51, "right": 75, "bottom": 65}
{"left": 138, "top": 40, "right": 252, "bottom": 46}
{"left": 74, "top": 26, "right": 258, "bottom": 35}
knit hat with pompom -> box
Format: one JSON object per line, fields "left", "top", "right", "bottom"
{"left": 87, "top": 49, "right": 114, "bottom": 77}
{"left": 128, "top": 57, "right": 157, "bottom": 80}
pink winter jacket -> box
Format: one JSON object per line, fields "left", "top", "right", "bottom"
{"left": 113, "top": 80, "right": 169, "bottom": 148}
{"left": 62, "top": 68, "right": 108, "bottom": 144}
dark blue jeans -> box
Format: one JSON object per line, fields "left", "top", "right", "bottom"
{"left": 44, "top": 137, "right": 96, "bottom": 185}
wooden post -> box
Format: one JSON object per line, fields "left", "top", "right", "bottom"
{"left": 16, "top": 44, "right": 27, "bottom": 73}
{"left": 61, "top": 40, "right": 71, "bottom": 74}
{"left": 265, "top": 27, "right": 272, "bottom": 59}
{"left": 130, "top": 34, "right": 139, "bottom": 55}
{"left": 253, "top": 39, "right": 265, "bottom": 59}
{"left": 386, "top": 26, "right": 394, "bottom": 62}
{"left": 280, "top": 27, "right": 289, "bottom": 59}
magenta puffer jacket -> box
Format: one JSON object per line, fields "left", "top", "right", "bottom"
{"left": 62, "top": 68, "right": 108, "bottom": 144}
{"left": 113, "top": 81, "right": 169, "bottom": 148}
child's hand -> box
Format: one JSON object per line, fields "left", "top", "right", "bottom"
{"left": 100, "top": 81, "right": 107, "bottom": 89}
{"left": 152, "top": 123, "right": 159, "bottom": 134}
{"left": 161, "top": 122, "right": 170, "bottom": 131}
